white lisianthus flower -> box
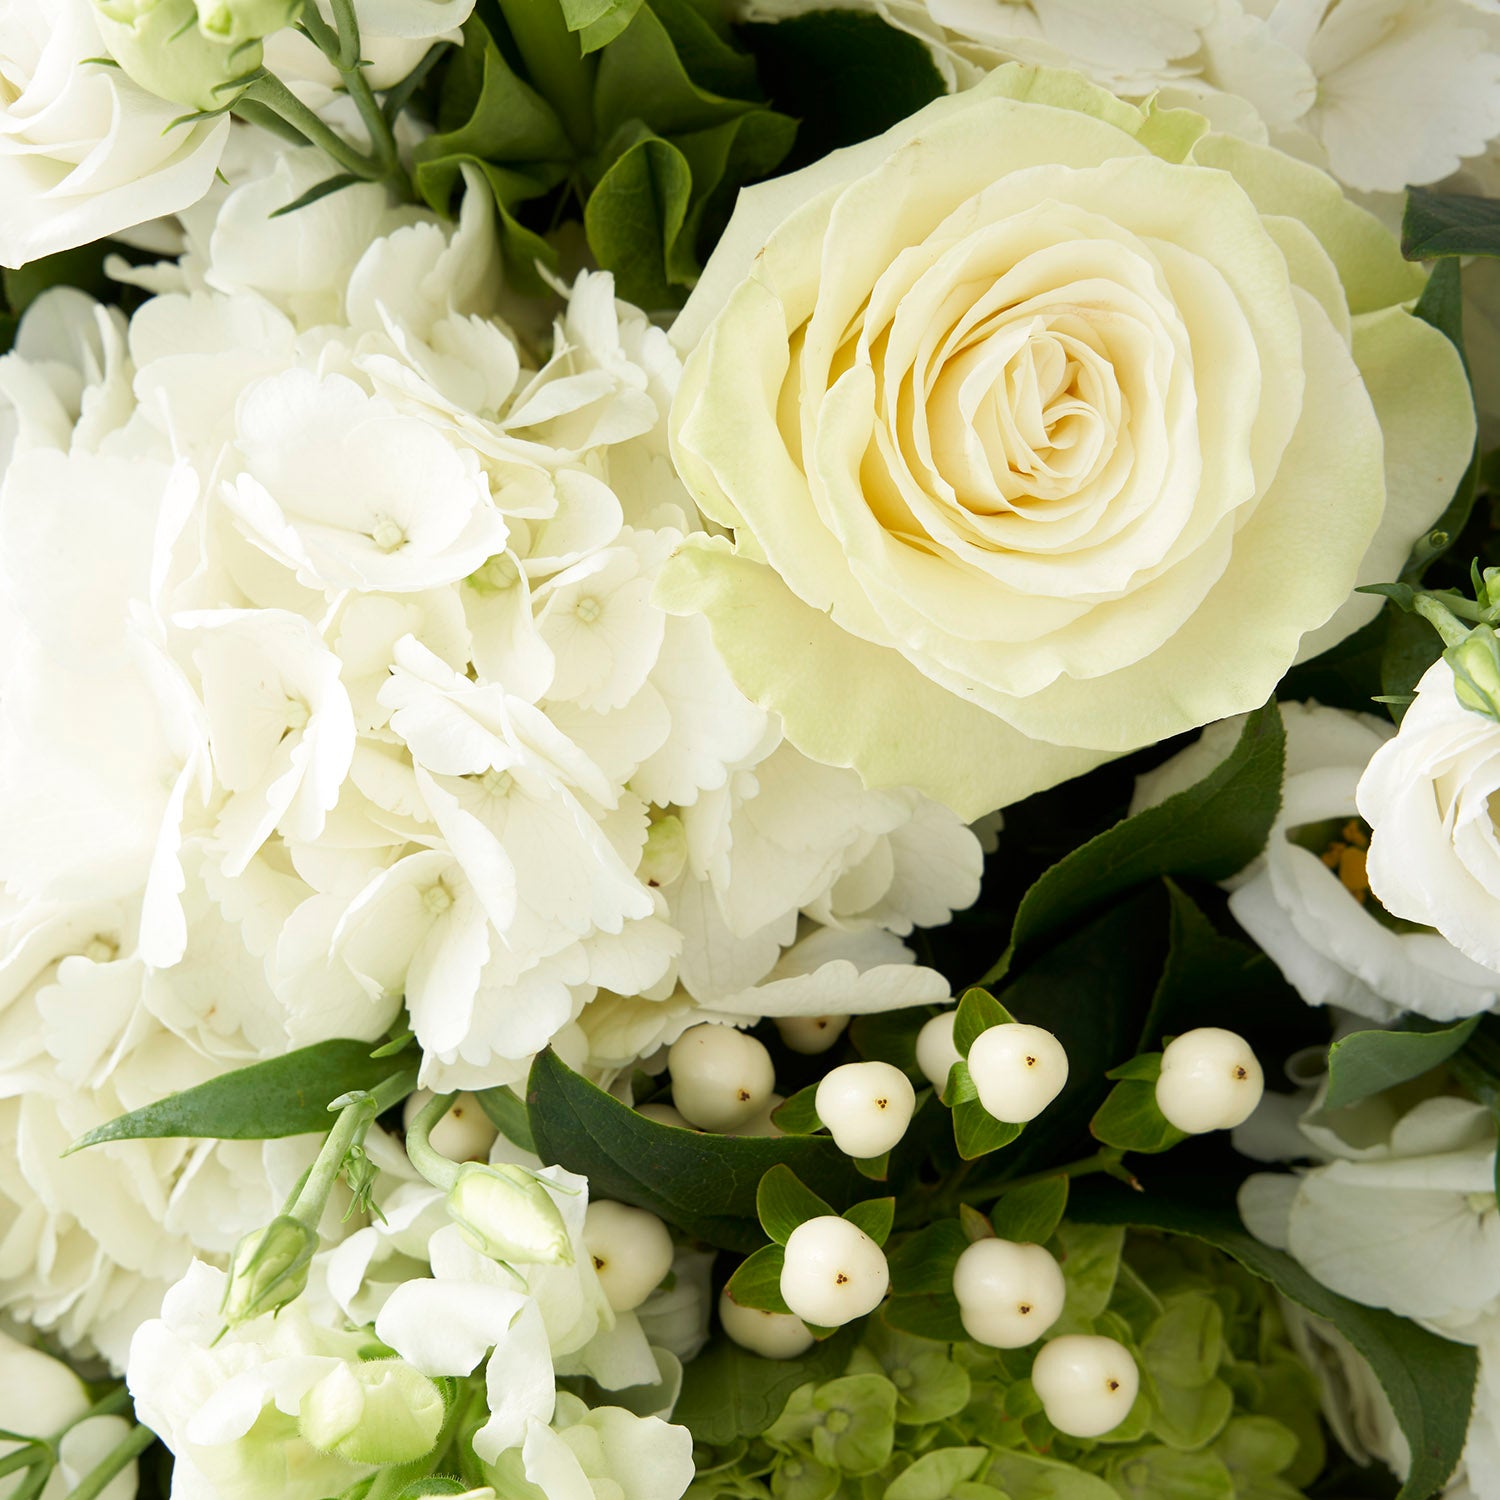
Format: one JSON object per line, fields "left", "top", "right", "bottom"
{"left": 659, "top": 63, "right": 1474, "bottom": 817}
{"left": 1132, "top": 702, "right": 1500, "bottom": 1021}
{"left": 1358, "top": 660, "right": 1500, "bottom": 976}
{"left": 0, "top": 0, "right": 230, "bottom": 268}
{"left": 1240, "top": 1093, "right": 1500, "bottom": 1335}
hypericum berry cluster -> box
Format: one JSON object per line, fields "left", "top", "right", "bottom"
{"left": 666, "top": 1025, "right": 777, "bottom": 1131}
{"left": 1155, "top": 1027, "right": 1265, "bottom": 1133}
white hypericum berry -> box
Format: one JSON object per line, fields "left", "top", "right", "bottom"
{"left": 952, "top": 1238, "right": 1066, "bottom": 1349}
{"left": 779, "top": 1215, "right": 889, "bottom": 1326}
{"left": 775, "top": 1014, "right": 851, "bottom": 1055}
{"left": 718, "top": 1289, "right": 815, "bottom": 1359}
{"left": 916, "top": 1010, "right": 962, "bottom": 1091}
{"left": 967, "top": 1023, "right": 1068, "bottom": 1123}
{"left": 1030, "top": 1334, "right": 1139, "bottom": 1437}
{"left": 1155, "top": 1027, "right": 1264, "bottom": 1134}
{"left": 402, "top": 1090, "right": 498, "bottom": 1162}
{"left": 638, "top": 1102, "right": 695, "bottom": 1130}
{"left": 815, "top": 1062, "right": 915, "bottom": 1158}
{"left": 731, "top": 1093, "right": 785, "bottom": 1139}
{"left": 583, "top": 1201, "right": 675, "bottom": 1312}
{"left": 668, "top": 1023, "right": 777, "bottom": 1131}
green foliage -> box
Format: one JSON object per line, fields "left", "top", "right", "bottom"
{"left": 417, "top": 0, "right": 793, "bottom": 304}
{"left": 475, "top": 1084, "right": 536, "bottom": 1152}
{"left": 1323, "top": 1016, "right": 1481, "bottom": 1111}
{"left": 842, "top": 1196, "right": 894, "bottom": 1246}
{"left": 952, "top": 987, "right": 1014, "bottom": 1057}
{"left": 988, "top": 1176, "right": 1069, "bottom": 1245}
{"left": 1403, "top": 186, "right": 1500, "bottom": 259}
{"left": 725, "top": 1243, "right": 791, "bottom": 1315}
{"left": 771, "top": 1086, "right": 823, "bottom": 1135}
{"left": 1090, "top": 1078, "right": 1186, "bottom": 1155}
{"left": 66, "top": 1038, "right": 415, "bottom": 1151}
{"left": 758, "top": 1165, "right": 834, "bottom": 1244}
{"left": 525, "top": 1048, "right": 873, "bottom": 1251}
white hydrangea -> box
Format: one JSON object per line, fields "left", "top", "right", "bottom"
{"left": 0, "top": 134, "right": 982, "bottom": 1360}
{"left": 739, "top": 0, "right": 1500, "bottom": 196}
{"left": 1132, "top": 702, "right": 1500, "bottom": 1024}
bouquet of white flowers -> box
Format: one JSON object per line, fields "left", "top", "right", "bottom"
{"left": 3, "top": 3, "right": 1500, "bottom": 1498}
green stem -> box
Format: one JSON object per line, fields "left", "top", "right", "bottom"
{"left": 327, "top": 0, "right": 400, "bottom": 177}
{"left": 404, "top": 1091, "right": 460, "bottom": 1192}
{"left": 66, "top": 1424, "right": 155, "bottom": 1500}
{"left": 0, "top": 1445, "right": 48, "bottom": 1483}
{"left": 239, "top": 73, "right": 384, "bottom": 180}
{"left": 289, "top": 1097, "right": 378, "bottom": 1223}
{"left": 1416, "top": 592, "right": 1479, "bottom": 648}
{"left": 78, "top": 1386, "right": 133, "bottom": 1425}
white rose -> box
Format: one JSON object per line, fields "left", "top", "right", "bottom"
{"left": 1135, "top": 701, "right": 1500, "bottom": 1022}
{"left": 1358, "top": 660, "right": 1500, "bottom": 976}
{"left": 0, "top": 0, "right": 229, "bottom": 269}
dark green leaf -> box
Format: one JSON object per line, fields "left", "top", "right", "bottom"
{"left": 842, "top": 1196, "right": 894, "bottom": 1246}
{"left": 853, "top": 1149, "right": 891, "bottom": 1182}
{"left": 671, "top": 1323, "right": 863, "bottom": 1446}
{"left": 758, "top": 1164, "right": 833, "bottom": 1244}
{"left": 476, "top": 1084, "right": 536, "bottom": 1153}
{"left": 771, "top": 1084, "right": 822, "bottom": 1135}
{"left": 953, "top": 986, "right": 1013, "bottom": 1058}
{"left": 742, "top": 9, "right": 945, "bottom": 172}
{"left": 724, "top": 1242, "right": 790, "bottom": 1314}
{"left": 560, "top": 0, "right": 641, "bottom": 52}
{"left": 1403, "top": 187, "right": 1500, "bottom": 260}
{"left": 584, "top": 130, "right": 694, "bottom": 308}
{"left": 849, "top": 1007, "right": 928, "bottom": 1078}
{"left": 1106, "top": 1055, "right": 1163, "bottom": 1083}
{"left": 886, "top": 1219, "right": 968, "bottom": 1296}
{"left": 1090, "top": 1080, "right": 1187, "bottom": 1155}
{"left": 883, "top": 1292, "right": 967, "bottom": 1343}
{"left": 1069, "top": 1180, "right": 1477, "bottom": 1500}
{"left": 651, "top": 0, "right": 759, "bottom": 99}
{"left": 1000, "top": 703, "right": 1285, "bottom": 972}
{"left": 1324, "top": 1017, "right": 1481, "bottom": 1111}
{"left": 954, "top": 1096, "right": 1022, "bottom": 1162}
{"left": 526, "top": 1048, "right": 873, "bottom": 1252}
{"left": 3, "top": 241, "right": 115, "bottom": 319}
{"left": 66, "top": 1040, "right": 411, "bottom": 1151}
{"left": 988, "top": 1176, "right": 1069, "bottom": 1245}
{"left": 1381, "top": 606, "right": 1445, "bottom": 724}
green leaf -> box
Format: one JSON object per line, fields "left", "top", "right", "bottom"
{"left": 953, "top": 1094, "right": 1022, "bottom": 1162}
{"left": 670, "top": 1323, "right": 863, "bottom": 1446}
{"left": 953, "top": 986, "right": 1013, "bottom": 1058}
{"left": 526, "top": 1048, "right": 873, "bottom": 1252}
{"left": 1090, "top": 1080, "right": 1188, "bottom": 1155}
{"left": 1068, "top": 1180, "right": 1477, "bottom": 1500}
{"left": 842, "top": 1196, "right": 894, "bottom": 1246}
{"left": 1053, "top": 1221, "right": 1126, "bottom": 1331}
{"left": 1106, "top": 1054, "right": 1164, "bottom": 1082}
{"left": 1324, "top": 1016, "right": 1481, "bottom": 1111}
{"left": 2, "top": 240, "right": 116, "bottom": 319}
{"left": 984, "top": 1449, "right": 1119, "bottom": 1500}
{"left": 66, "top": 1039, "right": 411, "bottom": 1151}
{"left": 989, "top": 1176, "right": 1069, "bottom": 1245}
{"left": 759, "top": 1164, "right": 834, "bottom": 1244}
{"left": 584, "top": 129, "right": 695, "bottom": 308}
{"left": 475, "top": 1084, "right": 535, "bottom": 1153}
{"left": 849, "top": 1006, "right": 927, "bottom": 1078}
{"left": 999, "top": 703, "right": 1284, "bottom": 971}
{"left": 772, "top": 1084, "right": 823, "bottom": 1135}
{"left": 724, "top": 1242, "right": 790, "bottom": 1314}
{"left": 1403, "top": 186, "right": 1500, "bottom": 260}
{"left": 885, "top": 1448, "right": 987, "bottom": 1500}
{"left": 886, "top": 1220, "right": 969, "bottom": 1296}
{"left": 853, "top": 1149, "right": 891, "bottom": 1182}
{"left": 1381, "top": 605, "right": 1446, "bottom": 724}
{"left": 882, "top": 1291, "right": 967, "bottom": 1344}
{"left": 560, "top": 0, "right": 641, "bottom": 52}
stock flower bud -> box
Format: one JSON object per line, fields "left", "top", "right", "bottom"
{"left": 220, "top": 1214, "right": 318, "bottom": 1324}
{"left": 1447, "top": 626, "right": 1500, "bottom": 724}
{"left": 93, "top": 0, "right": 261, "bottom": 111}
{"left": 446, "top": 1162, "right": 573, "bottom": 1265}
{"left": 196, "top": 0, "right": 301, "bottom": 45}
{"left": 299, "top": 1359, "right": 446, "bottom": 1465}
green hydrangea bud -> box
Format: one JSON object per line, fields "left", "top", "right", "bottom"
{"left": 445, "top": 1162, "right": 574, "bottom": 1265}
{"left": 92, "top": 0, "right": 261, "bottom": 111}
{"left": 196, "top": 0, "right": 301, "bottom": 45}
{"left": 300, "top": 1360, "right": 446, "bottom": 1465}
{"left": 1447, "top": 625, "right": 1500, "bottom": 724}
{"left": 221, "top": 1215, "right": 318, "bottom": 1324}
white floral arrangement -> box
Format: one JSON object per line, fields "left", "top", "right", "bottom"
{"left": 3, "top": 3, "right": 1500, "bottom": 1499}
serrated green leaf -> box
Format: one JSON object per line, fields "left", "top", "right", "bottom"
{"left": 725, "top": 1242, "right": 790, "bottom": 1314}
{"left": 759, "top": 1164, "right": 833, "bottom": 1244}
{"left": 526, "top": 1049, "right": 873, "bottom": 1252}
{"left": 995, "top": 702, "right": 1284, "bottom": 975}
{"left": 887, "top": 1220, "right": 968, "bottom": 1297}
{"left": 1068, "top": 1180, "right": 1477, "bottom": 1500}
{"left": 989, "top": 1176, "right": 1069, "bottom": 1245}
{"left": 475, "top": 1084, "right": 535, "bottom": 1153}
{"left": 772, "top": 1084, "right": 822, "bottom": 1135}
{"left": 1324, "top": 1016, "right": 1481, "bottom": 1111}
{"left": 1403, "top": 186, "right": 1500, "bottom": 260}
{"left": 842, "top": 1196, "right": 894, "bottom": 1246}
{"left": 66, "top": 1039, "right": 412, "bottom": 1151}
{"left": 1090, "top": 1079, "right": 1187, "bottom": 1155}
{"left": 953, "top": 986, "right": 1013, "bottom": 1058}
{"left": 670, "top": 1323, "right": 863, "bottom": 1446}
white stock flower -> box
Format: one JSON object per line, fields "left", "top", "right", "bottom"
{"left": 1359, "top": 660, "right": 1500, "bottom": 976}
{"left": 0, "top": 0, "right": 229, "bottom": 269}
{"left": 1133, "top": 702, "right": 1500, "bottom": 1021}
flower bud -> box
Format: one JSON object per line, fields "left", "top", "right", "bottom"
{"left": 221, "top": 1215, "right": 318, "bottom": 1324}
{"left": 1448, "top": 626, "right": 1500, "bottom": 724}
{"left": 446, "top": 1162, "right": 573, "bottom": 1265}
{"left": 196, "top": 0, "right": 301, "bottom": 45}
{"left": 93, "top": 0, "right": 260, "bottom": 111}
{"left": 300, "top": 1359, "right": 446, "bottom": 1465}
